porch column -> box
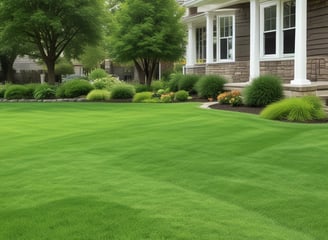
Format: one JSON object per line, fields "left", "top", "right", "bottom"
{"left": 186, "top": 23, "right": 196, "bottom": 66}
{"left": 291, "top": 0, "right": 311, "bottom": 85}
{"left": 206, "top": 13, "right": 214, "bottom": 64}
{"left": 249, "top": 0, "right": 260, "bottom": 82}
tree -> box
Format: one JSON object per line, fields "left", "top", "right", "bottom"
{"left": 109, "top": 0, "right": 186, "bottom": 86}
{"left": 79, "top": 45, "right": 107, "bottom": 74}
{"left": 0, "top": 0, "right": 106, "bottom": 84}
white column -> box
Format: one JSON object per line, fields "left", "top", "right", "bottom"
{"left": 291, "top": 0, "right": 311, "bottom": 85}
{"left": 206, "top": 13, "right": 214, "bottom": 64}
{"left": 186, "top": 23, "right": 196, "bottom": 66}
{"left": 249, "top": 0, "right": 260, "bottom": 82}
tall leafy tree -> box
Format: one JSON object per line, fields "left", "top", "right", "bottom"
{"left": 109, "top": 0, "right": 186, "bottom": 85}
{"left": 0, "top": 0, "right": 106, "bottom": 84}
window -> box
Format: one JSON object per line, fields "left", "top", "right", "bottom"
{"left": 219, "top": 16, "right": 234, "bottom": 61}
{"left": 264, "top": 5, "right": 277, "bottom": 55}
{"left": 260, "top": 0, "right": 296, "bottom": 58}
{"left": 196, "top": 27, "right": 206, "bottom": 63}
{"left": 213, "top": 19, "right": 217, "bottom": 62}
{"left": 283, "top": 0, "right": 295, "bottom": 54}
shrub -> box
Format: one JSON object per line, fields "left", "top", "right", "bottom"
{"left": 174, "top": 90, "right": 189, "bottom": 102}
{"left": 86, "top": 89, "right": 110, "bottom": 101}
{"left": 4, "top": 85, "right": 29, "bottom": 99}
{"left": 178, "top": 74, "right": 199, "bottom": 93}
{"left": 25, "top": 84, "right": 40, "bottom": 99}
{"left": 260, "top": 96, "right": 326, "bottom": 122}
{"left": 243, "top": 75, "right": 283, "bottom": 107}
{"left": 160, "top": 92, "right": 174, "bottom": 103}
{"left": 168, "top": 73, "right": 183, "bottom": 92}
{"left": 56, "top": 79, "right": 94, "bottom": 98}
{"left": 196, "top": 75, "right": 226, "bottom": 99}
{"left": 132, "top": 92, "right": 153, "bottom": 103}
{"left": 0, "top": 85, "right": 8, "bottom": 98}
{"left": 92, "top": 76, "right": 123, "bottom": 90}
{"left": 217, "top": 90, "right": 243, "bottom": 107}
{"left": 151, "top": 81, "right": 165, "bottom": 92}
{"left": 33, "top": 84, "right": 56, "bottom": 99}
{"left": 134, "top": 83, "right": 152, "bottom": 93}
{"left": 89, "top": 68, "right": 108, "bottom": 80}
{"left": 110, "top": 84, "right": 135, "bottom": 99}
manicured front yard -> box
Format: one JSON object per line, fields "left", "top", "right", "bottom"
{"left": 0, "top": 103, "right": 327, "bottom": 240}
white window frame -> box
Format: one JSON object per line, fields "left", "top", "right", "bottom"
{"left": 260, "top": 0, "right": 295, "bottom": 60}
{"left": 217, "top": 14, "right": 235, "bottom": 63}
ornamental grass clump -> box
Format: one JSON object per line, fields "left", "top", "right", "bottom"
{"left": 4, "top": 85, "right": 29, "bottom": 99}
{"left": 260, "top": 96, "right": 327, "bottom": 122}
{"left": 86, "top": 90, "right": 110, "bottom": 101}
{"left": 243, "top": 75, "right": 283, "bottom": 107}
{"left": 196, "top": 75, "right": 226, "bottom": 99}
{"left": 33, "top": 84, "right": 56, "bottom": 99}
{"left": 178, "top": 74, "right": 199, "bottom": 94}
{"left": 89, "top": 68, "right": 108, "bottom": 80}
{"left": 92, "top": 76, "right": 123, "bottom": 91}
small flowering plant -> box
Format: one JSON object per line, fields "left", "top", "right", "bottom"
{"left": 217, "top": 90, "right": 243, "bottom": 107}
{"left": 160, "top": 92, "right": 175, "bottom": 103}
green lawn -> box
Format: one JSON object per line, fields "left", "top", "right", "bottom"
{"left": 0, "top": 102, "right": 328, "bottom": 240}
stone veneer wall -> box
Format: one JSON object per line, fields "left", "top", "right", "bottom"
{"left": 206, "top": 62, "right": 249, "bottom": 83}
{"left": 260, "top": 56, "right": 328, "bottom": 83}
{"left": 185, "top": 65, "right": 206, "bottom": 75}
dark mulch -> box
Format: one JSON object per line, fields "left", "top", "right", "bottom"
{"left": 209, "top": 103, "right": 263, "bottom": 115}
{"left": 209, "top": 103, "right": 328, "bottom": 124}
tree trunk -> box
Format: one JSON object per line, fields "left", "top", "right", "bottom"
{"left": 46, "top": 60, "right": 56, "bottom": 84}
{"left": 134, "top": 60, "right": 145, "bottom": 84}
{"left": 0, "top": 55, "right": 17, "bottom": 83}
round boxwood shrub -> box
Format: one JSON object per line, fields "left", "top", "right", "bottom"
{"left": 110, "top": 84, "right": 135, "bottom": 99}
{"left": 151, "top": 80, "right": 165, "bottom": 92}
{"left": 132, "top": 92, "right": 153, "bottom": 103}
{"left": 56, "top": 79, "right": 94, "bottom": 98}
{"left": 133, "top": 83, "right": 152, "bottom": 93}
{"left": 86, "top": 89, "right": 110, "bottom": 101}
{"left": 174, "top": 90, "right": 189, "bottom": 102}
{"left": 33, "top": 84, "right": 56, "bottom": 99}
{"left": 89, "top": 68, "right": 108, "bottom": 80}
{"left": 195, "top": 75, "right": 226, "bottom": 99}
{"left": 244, "top": 75, "right": 283, "bottom": 107}
{"left": 4, "top": 85, "right": 29, "bottom": 99}
{"left": 178, "top": 74, "right": 199, "bottom": 93}
{"left": 260, "top": 96, "right": 326, "bottom": 122}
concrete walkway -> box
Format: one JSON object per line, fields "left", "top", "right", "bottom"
{"left": 200, "top": 101, "right": 218, "bottom": 109}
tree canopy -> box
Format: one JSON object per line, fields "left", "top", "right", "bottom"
{"left": 109, "top": 0, "right": 186, "bottom": 85}
{"left": 0, "top": 0, "right": 107, "bottom": 84}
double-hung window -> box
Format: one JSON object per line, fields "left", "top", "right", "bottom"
{"left": 260, "top": 0, "right": 296, "bottom": 59}
{"left": 218, "top": 16, "right": 234, "bottom": 61}
{"left": 196, "top": 26, "right": 206, "bottom": 63}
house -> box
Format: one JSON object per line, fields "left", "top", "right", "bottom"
{"left": 183, "top": 0, "right": 328, "bottom": 96}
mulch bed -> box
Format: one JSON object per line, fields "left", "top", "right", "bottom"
{"left": 209, "top": 103, "right": 328, "bottom": 124}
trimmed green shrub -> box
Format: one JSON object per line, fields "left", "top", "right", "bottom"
{"left": 4, "top": 85, "right": 29, "bottom": 99}
{"left": 195, "top": 75, "right": 226, "bottom": 99}
{"left": 92, "top": 76, "right": 123, "bottom": 90}
{"left": 86, "top": 89, "right": 110, "bottom": 101}
{"left": 178, "top": 74, "right": 199, "bottom": 93}
{"left": 110, "top": 84, "right": 135, "bottom": 99}
{"left": 260, "top": 96, "right": 327, "bottom": 122}
{"left": 33, "top": 84, "right": 56, "bottom": 99}
{"left": 168, "top": 73, "right": 183, "bottom": 92}
{"left": 133, "top": 92, "right": 153, "bottom": 103}
{"left": 174, "top": 90, "right": 189, "bottom": 102}
{"left": 56, "top": 79, "right": 94, "bottom": 98}
{"left": 134, "top": 84, "right": 152, "bottom": 93}
{"left": 244, "top": 75, "right": 283, "bottom": 107}
{"left": 89, "top": 68, "right": 108, "bottom": 80}
{"left": 151, "top": 81, "right": 165, "bottom": 92}
{"left": 25, "top": 84, "right": 40, "bottom": 99}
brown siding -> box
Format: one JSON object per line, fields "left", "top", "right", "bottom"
{"left": 206, "top": 62, "right": 249, "bottom": 83}
{"left": 229, "top": 3, "right": 250, "bottom": 61}
{"left": 307, "top": 0, "right": 328, "bottom": 56}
